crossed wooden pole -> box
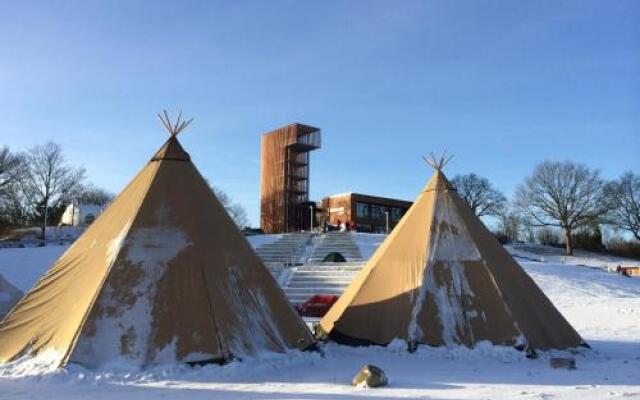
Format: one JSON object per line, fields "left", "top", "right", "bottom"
{"left": 158, "top": 109, "right": 193, "bottom": 137}
{"left": 422, "top": 151, "right": 453, "bottom": 171}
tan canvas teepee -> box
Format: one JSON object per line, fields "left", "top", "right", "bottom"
{"left": 0, "top": 112, "right": 315, "bottom": 368}
{"left": 318, "top": 155, "right": 585, "bottom": 353}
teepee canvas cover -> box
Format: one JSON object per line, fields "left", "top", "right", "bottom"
{"left": 318, "top": 161, "right": 585, "bottom": 352}
{"left": 0, "top": 114, "right": 315, "bottom": 368}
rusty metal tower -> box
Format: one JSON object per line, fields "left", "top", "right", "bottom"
{"left": 260, "top": 123, "right": 321, "bottom": 233}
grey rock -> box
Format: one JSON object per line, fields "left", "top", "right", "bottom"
{"left": 352, "top": 364, "right": 388, "bottom": 388}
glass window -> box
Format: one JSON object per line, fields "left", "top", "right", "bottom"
{"left": 356, "top": 202, "right": 369, "bottom": 218}
{"left": 370, "top": 205, "right": 387, "bottom": 220}
{"left": 391, "top": 207, "right": 405, "bottom": 220}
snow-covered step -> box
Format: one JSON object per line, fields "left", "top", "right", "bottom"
{"left": 302, "top": 261, "right": 366, "bottom": 266}
{"left": 307, "top": 232, "right": 363, "bottom": 262}
{"left": 312, "top": 245, "right": 360, "bottom": 249}
{"left": 254, "top": 233, "right": 313, "bottom": 265}
{"left": 285, "top": 294, "right": 329, "bottom": 304}
{"left": 293, "top": 267, "right": 362, "bottom": 272}
{"left": 280, "top": 261, "right": 365, "bottom": 305}
{"left": 290, "top": 277, "right": 357, "bottom": 283}
{"left": 290, "top": 269, "right": 360, "bottom": 275}
{"left": 289, "top": 276, "right": 356, "bottom": 282}
{"left": 284, "top": 286, "right": 345, "bottom": 293}
{"left": 288, "top": 282, "right": 355, "bottom": 289}
{"left": 292, "top": 267, "right": 363, "bottom": 272}
{"left": 291, "top": 273, "right": 359, "bottom": 278}
{"left": 289, "top": 271, "right": 359, "bottom": 277}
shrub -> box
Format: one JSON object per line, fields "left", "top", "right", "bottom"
{"left": 536, "top": 227, "right": 561, "bottom": 247}
{"left": 572, "top": 226, "right": 604, "bottom": 252}
{"left": 606, "top": 239, "right": 640, "bottom": 260}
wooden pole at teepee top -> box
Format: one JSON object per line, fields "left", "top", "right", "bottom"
{"left": 157, "top": 109, "right": 194, "bottom": 137}
{"left": 422, "top": 151, "right": 453, "bottom": 171}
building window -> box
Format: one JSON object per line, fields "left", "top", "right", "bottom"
{"left": 356, "top": 202, "right": 370, "bottom": 218}
{"left": 370, "top": 204, "right": 387, "bottom": 220}
{"left": 391, "top": 207, "right": 405, "bottom": 220}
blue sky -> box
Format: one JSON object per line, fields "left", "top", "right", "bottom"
{"left": 1, "top": 1, "right": 638, "bottom": 225}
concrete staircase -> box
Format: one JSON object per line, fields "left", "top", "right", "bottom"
{"left": 308, "top": 232, "right": 362, "bottom": 262}
{"left": 282, "top": 262, "right": 365, "bottom": 304}
{"left": 254, "top": 233, "right": 313, "bottom": 266}
{"left": 255, "top": 232, "right": 369, "bottom": 305}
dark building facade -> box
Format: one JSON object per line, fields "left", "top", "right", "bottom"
{"left": 260, "top": 123, "right": 321, "bottom": 233}
{"left": 321, "top": 193, "right": 413, "bottom": 233}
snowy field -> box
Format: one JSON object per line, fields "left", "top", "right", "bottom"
{"left": 0, "top": 237, "right": 639, "bottom": 399}
{"left": 0, "top": 245, "right": 67, "bottom": 291}
{"left": 508, "top": 243, "right": 639, "bottom": 272}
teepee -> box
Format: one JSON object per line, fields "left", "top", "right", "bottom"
{"left": 0, "top": 111, "right": 315, "bottom": 368}
{"left": 318, "top": 154, "right": 585, "bottom": 353}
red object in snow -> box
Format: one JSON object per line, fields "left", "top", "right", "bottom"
{"left": 616, "top": 265, "right": 640, "bottom": 277}
{"left": 296, "top": 295, "right": 339, "bottom": 317}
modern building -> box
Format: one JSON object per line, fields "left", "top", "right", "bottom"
{"left": 321, "top": 193, "right": 412, "bottom": 233}
{"left": 260, "top": 123, "right": 321, "bottom": 233}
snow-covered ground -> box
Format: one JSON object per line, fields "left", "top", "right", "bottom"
{"left": 0, "top": 237, "right": 639, "bottom": 399}
{"left": 508, "top": 243, "right": 640, "bottom": 272}
{"left": 0, "top": 245, "right": 67, "bottom": 291}
{"left": 0, "top": 226, "right": 84, "bottom": 247}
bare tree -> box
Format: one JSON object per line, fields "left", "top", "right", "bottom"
{"left": 211, "top": 185, "right": 249, "bottom": 228}
{"left": 0, "top": 147, "right": 28, "bottom": 230}
{"left": 21, "top": 142, "right": 85, "bottom": 242}
{"left": 77, "top": 184, "right": 114, "bottom": 207}
{"left": 515, "top": 161, "right": 605, "bottom": 255}
{"left": 603, "top": 172, "right": 640, "bottom": 241}
{"left": 0, "top": 146, "right": 25, "bottom": 198}
{"left": 496, "top": 206, "right": 525, "bottom": 243}
{"left": 228, "top": 203, "right": 249, "bottom": 229}
{"left": 450, "top": 173, "right": 507, "bottom": 217}
{"left": 0, "top": 191, "right": 29, "bottom": 227}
